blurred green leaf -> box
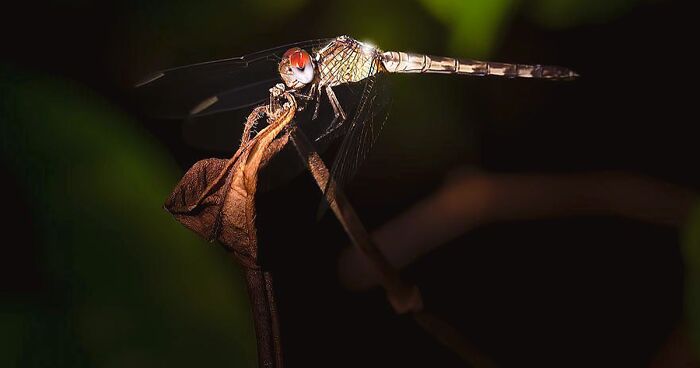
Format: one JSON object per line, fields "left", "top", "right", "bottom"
{"left": 418, "top": 0, "right": 517, "bottom": 57}
{"left": 527, "top": 0, "right": 643, "bottom": 28}
{"left": 0, "top": 66, "right": 255, "bottom": 367}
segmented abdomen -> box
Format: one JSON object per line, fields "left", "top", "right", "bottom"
{"left": 381, "top": 51, "right": 578, "bottom": 80}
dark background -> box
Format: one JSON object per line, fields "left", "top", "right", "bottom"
{"left": 1, "top": 0, "right": 697, "bottom": 366}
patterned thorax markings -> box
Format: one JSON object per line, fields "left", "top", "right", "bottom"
{"left": 315, "top": 36, "right": 385, "bottom": 87}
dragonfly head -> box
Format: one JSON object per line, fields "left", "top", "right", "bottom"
{"left": 279, "top": 48, "right": 315, "bottom": 89}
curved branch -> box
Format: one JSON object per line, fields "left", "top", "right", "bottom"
{"left": 339, "top": 171, "right": 697, "bottom": 290}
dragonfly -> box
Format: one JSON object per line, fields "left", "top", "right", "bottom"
{"left": 136, "top": 35, "right": 578, "bottom": 196}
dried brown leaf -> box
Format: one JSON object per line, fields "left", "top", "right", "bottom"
{"left": 165, "top": 98, "right": 297, "bottom": 267}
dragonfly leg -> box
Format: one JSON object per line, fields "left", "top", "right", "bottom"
{"left": 309, "top": 83, "right": 317, "bottom": 100}
{"left": 312, "top": 84, "right": 322, "bottom": 120}
{"left": 294, "top": 83, "right": 316, "bottom": 101}
{"left": 327, "top": 86, "right": 347, "bottom": 120}
{"left": 294, "top": 83, "right": 317, "bottom": 112}
{"left": 316, "top": 85, "right": 347, "bottom": 140}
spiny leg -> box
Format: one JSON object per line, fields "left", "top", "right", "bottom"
{"left": 294, "top": 83, "right": 317, "bottom": 112}
{"left": 294, "top": 82, "right": 317, "bottom": 101}
{"left": 320, "top": 85, "right": 347, "bottom": 138}
{"left": 312, "top": 84, "right": 322, "bottom": 120}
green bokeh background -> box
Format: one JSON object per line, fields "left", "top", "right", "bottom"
{"left": 0, "top": 68, "right": 255, "bottom": 367}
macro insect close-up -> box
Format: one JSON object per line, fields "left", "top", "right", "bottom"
{"left": 135, "top": 35, "right": 578, "bottom": 198}
{"left": 1, "top": 1, "right": 698, "bottom": 367}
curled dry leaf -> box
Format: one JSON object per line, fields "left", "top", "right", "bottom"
{"left": 164, "top": 97, "right": 297, "bottom": 268}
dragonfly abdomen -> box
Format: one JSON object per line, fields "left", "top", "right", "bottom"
{"left": 381, "top": 51, "right": 578, "bottom": 80}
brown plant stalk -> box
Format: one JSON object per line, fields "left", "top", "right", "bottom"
{"left": 164, "top": 99, "right": 296, "bottom": 368}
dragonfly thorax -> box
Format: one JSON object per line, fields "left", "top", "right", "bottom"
{"left": 279, "top": 48, "right": 315, "bottom": 89}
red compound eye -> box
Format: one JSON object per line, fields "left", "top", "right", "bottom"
{"left": 284, "top": 48, "right": 310, "bottom": 69}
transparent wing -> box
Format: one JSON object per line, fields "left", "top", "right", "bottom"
{"left": 134, "top": 38, "right": 333, "bottom": 119}
{"left": 177, "top": 79, "right": 326, "bottom": 153}
{"left": 321, "top": 72, "right": 392, "bottom": 211}
{"left": 187, "top": 78, "right": 277, "bottom": 117}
